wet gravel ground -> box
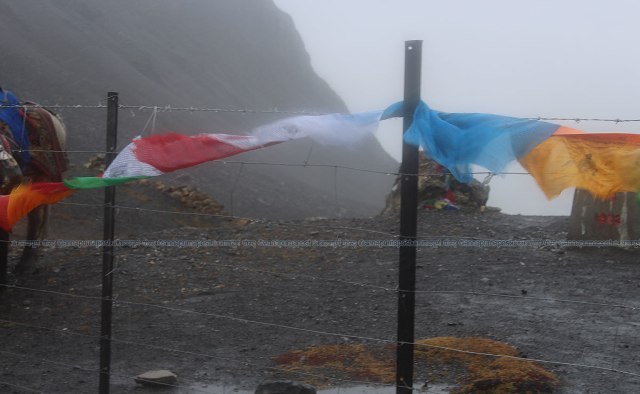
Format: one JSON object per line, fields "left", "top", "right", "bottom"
{"left": 1, "top": 206, "right": 640, "bottom": 393}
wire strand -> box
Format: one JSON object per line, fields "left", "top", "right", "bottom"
{"left": 0, "top": 320, "right": 396, "bottom": 389}
{"left": 4, "top": 270, "right": 639, "bottom": 315}
{"left": 1, "top": 285, "right": 637, "bottom": 355}
{"left": 2, "top": 315, "right": 639, "bottom": 381}
{"left": 3, "top": 102, "right": 640, "bottom": 123}
{"left": 0, "top": 349, "right": 222, "bottom": 394}
{"left": 0, "top": 379, "right": 43, "bottom": 394}
{"left": 54, "top": 201, "right": 401, "bottom": 238}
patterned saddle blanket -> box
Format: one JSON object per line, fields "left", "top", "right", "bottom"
{"left": 0, "top": 101, "right": 68, "bottom": 182}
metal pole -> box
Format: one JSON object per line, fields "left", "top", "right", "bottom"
{"left": 0, "top": 231, "right": 7, "bottom": 289}
{"left": 396, "top": 40, "right": 422, "bottom": 394}
{"left": 99, "top": 92, "right": 118, "bottom": 394}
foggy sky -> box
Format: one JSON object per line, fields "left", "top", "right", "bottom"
{"left": 273, "top": 0, "right": 640, "bottom": 215}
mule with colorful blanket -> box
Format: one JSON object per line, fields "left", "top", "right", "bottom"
{"left": 0, "top": 87, "right": 68, "bottom": 289}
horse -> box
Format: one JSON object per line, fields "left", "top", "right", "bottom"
{"left": 0, "top": 87, "right": 68, "bottom": 289}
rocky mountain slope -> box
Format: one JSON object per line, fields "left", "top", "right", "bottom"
{"left": 0, "top": 0, "right": 398, "bottom": 219}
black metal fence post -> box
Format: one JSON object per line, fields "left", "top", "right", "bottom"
{"left": 396, "top": 40, "right": 422, "bottom": 394}
{"left": 99, "top": 92, "right": 118, "bottom": 394}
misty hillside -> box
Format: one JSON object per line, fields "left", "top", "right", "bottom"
{"left": 0, "top": 0, "right": 398, "bottom": 219}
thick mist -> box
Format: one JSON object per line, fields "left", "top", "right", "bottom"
{"left": 275, "top": 0, "right": 640, "bottom": 215}
{"left": 0, "top": 0, "right": 398, "bottom": 218}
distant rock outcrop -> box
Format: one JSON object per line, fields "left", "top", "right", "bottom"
{"left": 383, "top": 154, "right": 491, "bottom": 214}
{"left": 0, "top": 0, "right": 397, "bottom": 219}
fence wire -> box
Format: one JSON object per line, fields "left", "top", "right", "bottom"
{"left": 2, "top": 102, "right": 640, "bottom": 391}
{"left": 1, "top": 315, "right": 639, "bottom": 382}
{"left": 3, "top": 102, "right": 640, "bottom": 123}
{"left": 0, "top": 323, "right": 399, "bottom": 390}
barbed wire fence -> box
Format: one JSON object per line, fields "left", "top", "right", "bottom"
{"left": 6, "top": 100, "right": 640, "bottom": 123}
{"left": 0, "top": 99, "right": 639, "bottom": 394}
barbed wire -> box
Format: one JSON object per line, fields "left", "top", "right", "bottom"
{"left": 2, "top": 137, "right": 635, "bottom": 181}
{"left": 3, "top": 264, "right": 639, "bottom": 313}
{"left": 4, "top": 100, "right": 640, "bottom": 391}
{"left": 0, "top": 379, "right": 43, "bottom": 393}
{"left": 2, "top": 315, "right": 640, "bottom": 381}
{"left": 0, "top": 144, "right": 625, "bottom": 179}
{"left": 0, "top": 103, "right": 329, "bottom": 116}
{"left": 165, "top": 259, "right": 640, "bottom": 310}
{"left": 0, "top": 100, "right": 640, "bottom": 392}
{"left": 413, "top": 290, "right": 639, "bottom": 310}
{"left": 57, "top": 199, "right": 579, "bottom": 243}
{"left": 6, "top": 195, "right": 633, "bottom": 251}
{"left": 0, "top": 320, "right": 397, "bottom": 390}
{"left": 165, "top": 262, "right": 640, "bottom": 311}
{"left": 21, "top": 148, "right": 113, "bottom": 154}
{"left": 0, "top": 104, "right": 108, "bottom": 110}
{"left": 54, "top": 199, "right": 567, "bottom": 241}
{"left": 4, "top": 102, "right": 640, "bottom": 123}
{"left": 533, "top": 116, "right": 640, "bottom": 123}
{"left": 112, "top": 338, "right": 394, "bottom": 389}
{"left": 10, "top": 152, "right": 542, "bottom": 177}
{"left": 2, "top": 279, "right": 639, "bottom": 350}
{"left": 119, "top": 104, "right": 330, "bottom": 116}
{"left": 54, "top": 201, "right": 402, "bottom": 238}
{"left": 0, "top": 349, "right": 230, "bottom": 394}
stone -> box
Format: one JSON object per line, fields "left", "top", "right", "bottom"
{"left": 568, "top": 189, "right": 637, "bottom": 243}
{"left": 134, "top": 370, "right": 177, "bottom": 387}
{"left": 255, "top": 380, "right": 317, "bottom": 394}
{"left": 383, "top": 154, "right": 491, "bottom": 214}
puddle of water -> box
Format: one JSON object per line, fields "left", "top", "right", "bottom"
{"left": 187, "top": 384, "right": 253, "bottom": 393}
{"left": 318, "top": 384, "right": 453, "bottom": 393}
{"left": 189, "top": 383, "right": 453, "bottom": 393}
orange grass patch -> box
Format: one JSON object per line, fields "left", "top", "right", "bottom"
{"left": 274, "top": 337, "right": 558, "bottom": 393}
{"left": 273, "top": 343, "right": 394, "bottom": 385}
{"left": 416, "top": 337, "right": 558, "bottom": 393}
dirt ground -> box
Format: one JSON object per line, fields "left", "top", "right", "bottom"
{"left": 1, "top": 189, "right": 640, "bottom": 393}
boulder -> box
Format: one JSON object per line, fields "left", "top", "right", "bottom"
{"left": 134, "top": 370, "right": 177, "bottom": 387}
{"left": 383, "top": 154, "right": 491, "bottom": 214}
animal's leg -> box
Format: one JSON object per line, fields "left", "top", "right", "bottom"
{"left": 0, "top": 230, "right": 8, "bottom": 290}
{"left": 15, "top": 205, "right": 49, "bottom": 275}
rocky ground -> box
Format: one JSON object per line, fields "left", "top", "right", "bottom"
{"left": 1, "top": 182, "right": 640, "bottom": 393}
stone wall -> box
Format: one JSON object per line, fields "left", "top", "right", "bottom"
{"left": 568, "top": 189, "right": 638, "bottom": 241}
